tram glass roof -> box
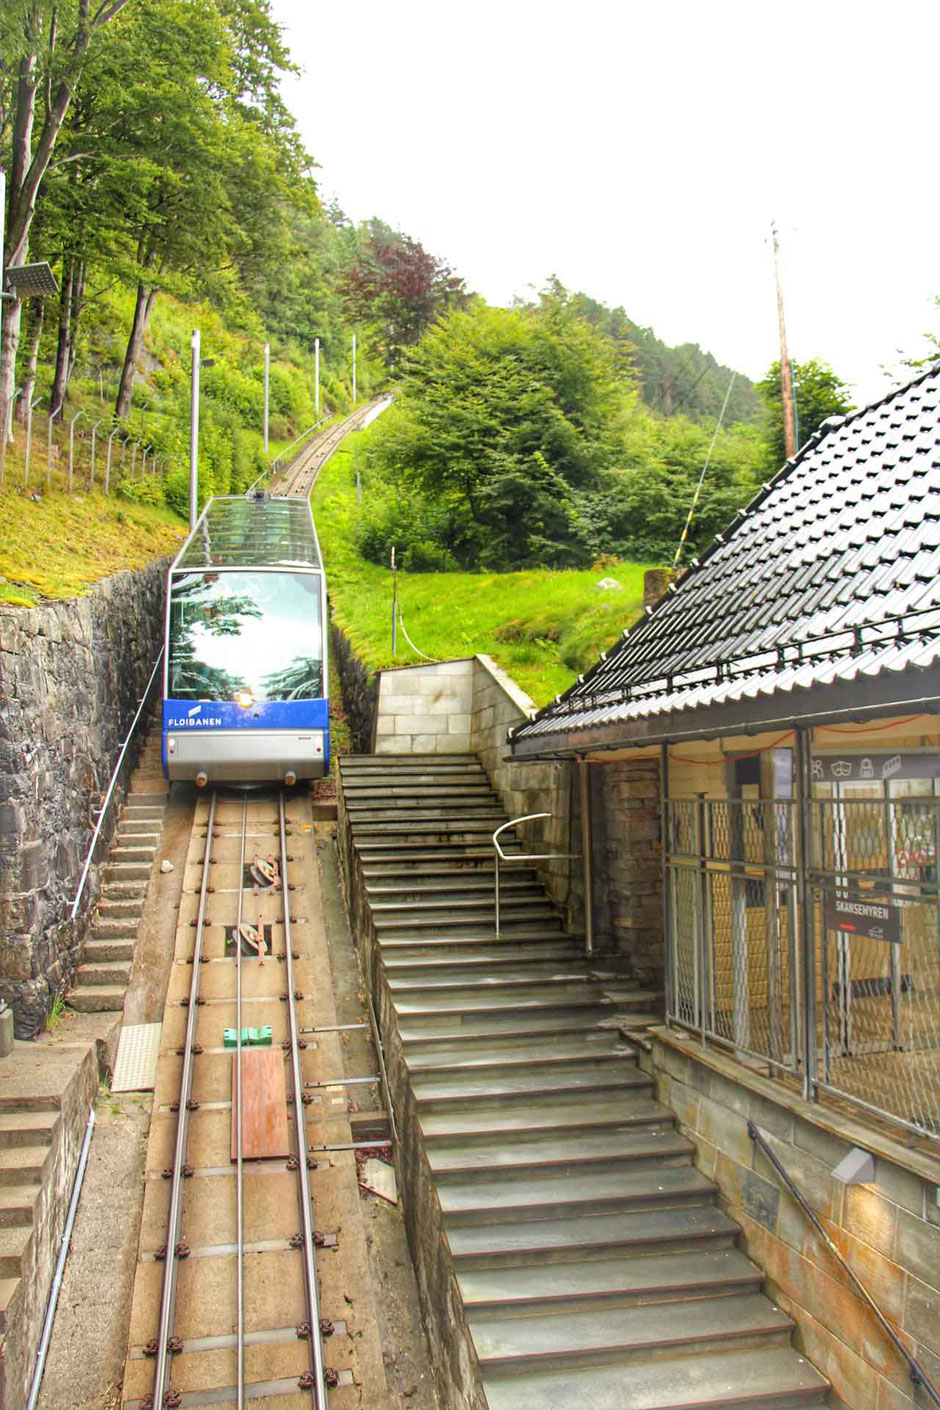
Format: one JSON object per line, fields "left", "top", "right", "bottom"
{"left": 174, "top": 496, "right": 321, "bottom": 571}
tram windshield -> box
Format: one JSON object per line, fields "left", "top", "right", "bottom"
{"left": 168, "top": 570, "right": 322, "bottom": 702}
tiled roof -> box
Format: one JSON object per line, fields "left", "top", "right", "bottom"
{"left": 512, "top": 364, "right": 940, "bottom": 751}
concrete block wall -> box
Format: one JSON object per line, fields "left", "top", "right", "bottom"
{"left": 373, "top": 659, "right": 474, "bottom": 755}
{"left": 648, "top": 1030, "right": 940, "bottom": 1410}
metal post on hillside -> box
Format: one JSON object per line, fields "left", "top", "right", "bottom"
{"left": 47, "top": 404, "right": 62, "bottom": 486}
{"left": 131, "top": 440, "right": 138, "bottom": 478}
{"left": 24, "top": 395, "right": 41, "bottom": 488}
{"left": 105, "top": 428, "right": 119, "bottom": 495}
{"left": 352, "top": 333, "right": 357, "bottom": 404}
{"left": 68, "top": 409, "right": 84, "bottom": 492}
{"left": 190, "top": 329, "right": 201, "bottom": 531}
{"left": 90, "top": 418, "right": 103, "bottom": 489}
{"left": 263, "top": 341, "right": 270, "bottom": 453}
{"left": 314, "top": 337, "right": 320, "bottom": 414}
{"left": 391, "top": 545, "right": 397, "bottom": 656}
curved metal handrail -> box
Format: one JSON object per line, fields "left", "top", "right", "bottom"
{"left": 493, "top": 812, "right": 580, "bottom": 938}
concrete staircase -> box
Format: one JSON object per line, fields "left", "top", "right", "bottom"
{"left": 338, "top": 753, "right": 829, "bottom": 1410}
{"left": 69, "top": 725, "right": 168, "bottom": 1014}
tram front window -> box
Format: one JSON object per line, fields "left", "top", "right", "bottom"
{"left": 169, "top": 570, "right": 322, "bottom": 701}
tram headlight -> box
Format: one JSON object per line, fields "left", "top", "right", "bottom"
{"left": 235, "top": 689, "right": 254, "bottom": 709}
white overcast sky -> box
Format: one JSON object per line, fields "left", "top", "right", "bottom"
{"left": 271, "top": 0, "right": 938, "bottom": 407}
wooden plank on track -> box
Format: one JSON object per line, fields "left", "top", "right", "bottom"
{"left": 232, "top": 1048, "right": 289, "bottom": 1160}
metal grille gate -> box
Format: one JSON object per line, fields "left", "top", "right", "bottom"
{"left": 663, "top": 742, "right": 940, "bottom": 1144}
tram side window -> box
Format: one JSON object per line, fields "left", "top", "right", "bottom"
{"left": 168, "top": 570, "right": 323, "bottom": 701}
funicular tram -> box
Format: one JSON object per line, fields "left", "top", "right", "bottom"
{"left": 162, "top": 492, "right": 329, "bottom": 784}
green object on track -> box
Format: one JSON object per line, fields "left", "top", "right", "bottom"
{"left": 223, "top": 1025, "right": 273, "bottom": 1048}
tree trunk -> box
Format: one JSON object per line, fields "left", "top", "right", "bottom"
{"left": 114, "top": 283, "right": 157, "bottom": 421}
{"left": 15, "top": 301, "right": 45, "bottom": 425}
{"left": 65, "top": 258, "right": 85, "bottom": 392}
{"left": 50, "top": 255, "right": 75, "bottom": 415}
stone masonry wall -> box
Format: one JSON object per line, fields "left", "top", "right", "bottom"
{"left": 374, "top": 659, "right": 474, "bottom": 754}
{"left": 330, "top": 620, "right": 377, "bottom": 754}
{"left": 598, "top": 756, "right": 664, "bottom": 986}
{"left": 0, "top": 562, "right": 167, "bottom": 1035}
{"left": 649, "top": 1031, "right": 940, "bottom": 1410}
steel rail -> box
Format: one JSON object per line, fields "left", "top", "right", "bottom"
{"left": 152, "top": 791, "right": 218, "bottom": 1406}
{"left": 279, "top": 792, "right": 329, "bottom": 1407}
{"left": 235, "top": 796, "right": 248, "bottom": 1408}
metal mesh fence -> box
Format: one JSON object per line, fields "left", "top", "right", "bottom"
{"left": 665, "top": 788, "right": 940, "bottom": 1142}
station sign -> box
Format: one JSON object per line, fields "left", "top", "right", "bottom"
{"left": 824, "top": 894, "right": 902, "bottom": 944}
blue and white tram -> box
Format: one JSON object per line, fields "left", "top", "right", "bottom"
{"left": 162, "top": 492, "right": 329, "bottom": 785}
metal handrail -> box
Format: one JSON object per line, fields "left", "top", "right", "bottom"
{"left": 70, "top": 647, "right": 164, "bottom": 920}
{"left": 248, "top": 415, "right": 330, "bottom": 493}
{"left": 493, "top": 813, "right": 580, "bottom": 938}
{"left": 747, "top": 1120, "right": 940, "bottom": 1407}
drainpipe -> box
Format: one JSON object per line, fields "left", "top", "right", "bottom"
{"left": 578, "top": 756, "right": 595, "bottom": 957}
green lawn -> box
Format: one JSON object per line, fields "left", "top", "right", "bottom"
{"left": 312, "top": 437, "right": 651, "bottom": 707}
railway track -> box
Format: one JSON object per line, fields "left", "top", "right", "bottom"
{"left": 273, "top": 400, "right": 387, "bottom": 499}
{"left": 121, "top": 788, "right": 392, "bottom": 1410}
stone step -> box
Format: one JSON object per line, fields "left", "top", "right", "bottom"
{"left": 0, "top": 1092, "right": 60, "bottom": 1115}
{"left": 110, "top": 844, "right": 157, "bottom": 863}
{"left": 0, "top": 1276, "right": 20, "bottom": 1333}
{"left": 386, "top": 963, "right": 628, "bottom": 994}
{"left": 119, "top": 819, "right": 162, "bottom": 836}
{"left": 439, "top": 1164, "right": 718, "bottom": 1227}
{"left": 340, "top": 754, "right": 481, "bottom": 769}
{"left": 92, "top": 916, "right": 139, "bottom": 941}
{"left": 393, "top": 985, "right": 633, "bottom": 1021}
{"left": 446, "top": 1205, "right": 740, "bottom": 1269}
{"left": 370, "top": 896, "right": 555, "bottom": 917}
{"left": 365, "top": 877, "right": 540, "bottom": 900}
{"left": 344, "top": 785, "right": 497, "bottom": 801}
{"left": 350, "top": 807, "right": 507, "bottom": 825}
{"left": 419, "top": 1095, "right": 670, "bottom": 1144}
{"left": 379, "top": 929, "right": 580, "bottom": 953}
{"left": 0, "top": 1187, "right": 37, "bottom": 1229}
{"left": 378, "top": 915, "right": 564, "bottom": 940}
{"left": 383, "top": 942, "right": 593, "bottom": 969}
{"left": 75, "top": 960, "right": 131, "bottom": 987}
{"left": 102, "top": 878, "right": 149, "bottom": 898}
{"left": 427, "top": 1125, "right": 693, "bottom": 1185}
{"left": 127, "top": 791, "right": 168, "bottom": 805}
{"left": 0, "top": 1146, "right": 53, "bottom": 1187}
{"left": 0, "top": 1112, "right": 58, "bottom": 1150}
{"left": 404, "top": 1031, "right": 632, "bottom": 1071}
{"left": 68, "top": 985, "right": 126, "bottom": 1013}
{"left": 104, "top": 860, "right": 152, "bottom": 883}
{"left": 353, "top": 826, "right": 509, "bottom": 848}
{"left": 412, "top": 1064, "right": 652, "bottom": 1111}
{"left": 480, "top": 1346, "right": 830, "bottom": 1410}
{"left": 361, "top": 859, "right": 514, "bottom": 878}
{"left": 99, "top": 896, "right": 145, "bottom": 917}
{"left": 0, "top": 1226, "right": 31, "bottom": 1279}
{"left": 468, "top": 1292, "right": 794, "bottom": 1375}
{"left": 399, "top": 1011, "right": 621, "bottom": 1048}
{"left": 84, "top": 937, "right": 135, "bottom": 964}
{"left": 358, "top": 849, "right": 514, "bottom": 867}
{"left": 458, "top": 1246, "right": 764, "bottom": 1314}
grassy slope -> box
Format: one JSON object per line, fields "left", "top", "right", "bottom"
{"left": 312, "top": 432, "right": 650, "bottom": 707}
{"left": 0, "top": 441, "right": 186, "bottom": 606}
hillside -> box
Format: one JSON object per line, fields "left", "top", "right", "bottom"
{"left": 312, "top": 435, "right": 649, "bottom": 706}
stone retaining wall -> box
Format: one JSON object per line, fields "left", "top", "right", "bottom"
{"left": 648, "top": 1029, "right": 940, "bottom": 1410}
{"left": 329, "top": 619, "right": 378, "bottom": 754}
{"left": 0, "top": 562, "right": 167, "bottom": 1035}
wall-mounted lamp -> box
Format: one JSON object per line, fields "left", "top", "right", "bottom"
{"left": 832, "top": 1146, "right": 875, "bottom": 1185}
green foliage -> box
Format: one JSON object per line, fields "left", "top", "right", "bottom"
{"left": 312, "top": 439, "right": 651, "bottom": 705}
{"left": 360, "top": 295, "right": 770, "bottom": 569}
{"left": 757, "top": 358, "right": 855, "bottom": 466}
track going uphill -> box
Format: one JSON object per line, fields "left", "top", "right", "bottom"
{"left": 273, "top": 400, "right": 388, "bottom": 499}
{"left": 121, "top": 789, "right": 392, "bottom": 1410}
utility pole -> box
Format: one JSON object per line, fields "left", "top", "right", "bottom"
{"left": 190, "top": 329, "right": 200, "bottom": 531}
{"left": 314, "top": 337, "right": 320, "bottom": 415}
{"left": 263, "top": 341, "right": 270, "bottom": 453}
{"left": 352, "top": 334, "right": 357, "bottom": 405}
{"left": 772, "top": 222, "right": 796, "bottom": 461}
